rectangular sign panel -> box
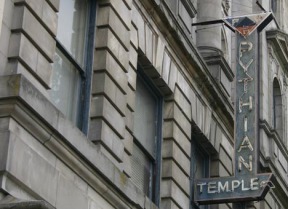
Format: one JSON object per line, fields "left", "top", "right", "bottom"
{"left": 195, "top": 13, "right": 274, "bottom": 204}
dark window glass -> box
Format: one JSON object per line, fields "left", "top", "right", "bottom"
{"left": 131, "top": 71, "right": 162, "bottom": 204}
{"left": 50, "top": 0, "right": 95, "bottom": 132}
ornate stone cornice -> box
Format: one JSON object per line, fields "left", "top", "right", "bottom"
{"left": 266, "top": 29, "right": 288, "bottom": 74}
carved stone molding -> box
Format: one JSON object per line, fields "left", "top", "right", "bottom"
{"left": 267, "top": 30, "right": 288, "bottom": 74}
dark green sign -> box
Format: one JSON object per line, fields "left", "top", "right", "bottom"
{"left": 195, "top": 13, "right": 274, "bottom": 204}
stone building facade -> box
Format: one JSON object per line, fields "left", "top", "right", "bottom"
{"left": 0, "top": 0, "right": 287, "bottom": 209}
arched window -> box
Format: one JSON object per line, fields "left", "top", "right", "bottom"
{"left": 273, "top": 78, "right": 283, "bottom": 140}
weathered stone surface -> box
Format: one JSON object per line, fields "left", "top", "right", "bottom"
{"left": 162, "top": 139, "right": 190, "bottom": 176}
{"left": 162, "top": 159, "right": 190, "bottom": 195}
{"left": 164, "top": 101, "right": 191, "bottom": 138}
{"left": 6, "top": 132, "right": 59, "bottom": 205}
{"left": 97, "top": 6, "right": 130, "bottom": 50}
{"left": 8, "top": 33, "right": 52, "bottom": 88}
{"left": 92, "top": 72, "right": 126, "bottom": 116}
{"left": 95, "top": 28, "right": 129, "bottom": 72}
{"left": 55, "top": 174, "right": 88, "bottom": 209}
{"left": 161, "top": 180, "right": 189, "bottom": 209}
{"left": 12, "top": 6, "right": 55, "bottom": 61}
{"left": 94, "top": 50, "right": 128, "bottom": 94}
{"left": 0, "top": 200, "right": 55, "bottom": 209}
{"left": 90, "top": 96, "right": 125, "bottom": 139}
{"left": 89, "top": 119, "right": 124, "bottom": 162}
{"left": 163, "top": 120, "right": 190, "bottom": 157}
{"left": 13, "top": 0, "right": 57, "bottom": 35}
{"left": 99, "top": 0, "right": 131, "bottom": 30}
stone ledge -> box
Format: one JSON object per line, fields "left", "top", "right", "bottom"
{"left": 0, "top": 74, "right": 158, "bottom": 209}
{"left": 0, "top": 199, "right": 54, "bottom": 209}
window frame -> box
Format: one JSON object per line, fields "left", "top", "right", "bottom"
{"left": 131, "top": 67, "right": 163, "bottom": 205}
{"left": 190, "top": 137, "right": 210, "bottom": 209}
{"left": 52, "top": 0, "right": 97, "bottom": 134}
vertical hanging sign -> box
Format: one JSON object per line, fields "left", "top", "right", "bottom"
{"left": 194, "top": 13, "right": 274, "bottom": 204}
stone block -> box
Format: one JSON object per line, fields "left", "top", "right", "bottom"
{"left": 55, "top": 174, "right": 89, "bottom": 209}
{"left": 87, "top": 187, "right": 115, "bottom": 209}
{"left": 42, "top": 0, "right": 57, "bottom": 35}
{"left": 90, "top": 95, "right": 125, "bottom": 139}
{"left": 2, "top": 0, "right": 14, "bottom": 27}
{"left": 0, "top": 53, "right": 7, "bottom": 77}
{"left": 94, "top": 49, "right": 128, "bottom": 94}
{"left": 162, "top": 139, "right": 190, "bottom": 176}
{"left": 196, "top": 98, "right": 205, "bottom": 131}
{"left": 13, "top": 0, "right": 57, "bottom": 35}
{"left": 95, "top": 28, "right": 129, "bottom": 72}
{"left": 92, "top": 72, "right": 126, "bottom": 116}
{"left": 5, "top": 61, "right": 49, "bottom": 98}
{"left": 145, "top": 24, "right": 157, "bottom": 65}
{"left": 163, "top": 121, "right": 190, "bottom": 157}
{"left": 162, "top": 159, "right": 190, "bottom": 195}
{"left": 164, "top": 101, "right": 191, "bottom": 139}
{"left": 97, "top": 6, "right": 130, "bottom": 50}
{"left": 208, "top": 117, "right": 217, "bottom": 146}
{"left": 144, "top": 196, "right": 158, "bottom": 209}
{"left": 8, "top": 118, "right": 56, "bottom": 166}
{"left": 123, "top": 129, "right": 133, "bottom": 155}
{"left": 121, "top": 151, "right": 131, "bottom": 177}
{"left": 130, "top": 23, "right": 138, "bottom": 50}
{"left": 161, "top": 179, "right": 189, "bottom": 209}
{"left": 219, "top": 145, "right": 232, "bottom": 174}
{"left": 6, "top": 132, "right": 58, "bottom": 206}
{"left": 125, "top": 106, "right": 134, "bottom": 133}
{"left": 132, "top": 5, "right": 145, "bottom": 52}
{"left": 99, "top": 0, "right": 131, "bottom": 30}
{"left": 0, "top": 75, "right": 58, "bottom": 128}
{"left": 89, "top": 119, "right": 124, "bottom": 162}
{"left": 168, "top": 61, "right": 178, "bottom": 91}
{"left": 0, "top": 131, "right": 9, "bottom": 171}
{"left": 0, "top": 23, "right": 11, "bottom": 57}
{"left": 160, "top": 199, "right": 180, "bottom": 209}
{"left": 19, "top": 76, "right": 59, "bottom": 128}
{"left": 174, "top": 86, "right": 191, "bottom": 121}
{"left": 178, "top": 1, "right": 192, "bottom": 32}
{"left": 47, "top": 0, "right": 60, "bottom": 12}
{"left": 204, "top": 106, "right": 212, "bottom": 138}
{"left": 219, "top": 162, "right": 230, "bottom": 177}
{"left": 176, "top": 72, "right": 190, "bottom": 101}
{"left": 12, "top": 6, "right": 55, "bottom": 61}
{"left": 161, "top": 49, "right": 171, "bottom": 84}
{"left": 214, "top": 124, "right": 223, "bottom": 152}
{"left": 126, "top": 85, "right": 135, "bottom": 111}
{"left": 129, "top": 44, "right": 138, "bottom": 70}
{"left": 127, "top": 65, "right": 136, "bottom": 90}
{"left": 0, "top": 200, "right": 55, "bottom": 209}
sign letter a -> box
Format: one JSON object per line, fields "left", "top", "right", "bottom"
{"left": 238, "top": 136, "right": 254, "bottom": 152}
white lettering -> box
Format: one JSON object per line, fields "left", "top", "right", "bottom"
{"left": 218, "top": 181, "right": 230, "bottom": 193}
{"left": 238, "top": 155, "right": 253, "bottom": 172}
{"left": 241, "top": 179, "right": 250, "bottom": 191}
{"left": 251, "top": 178, "right": 259, "bottom": 190}
{"left": 238, "top": 136, "right": 254, "bottom": 152}
{"left": 197, "top": 183, "right": 206, "bottom": 193}
{"left": 239, "top": 96, "right": 253, "bottom": 113}
{"left": 208, "top": 182, "right": 217, "bottom": 194}
{"left": 239, "top": 41, "right": 254, "bottom": 73}
{"left": 231, "top": 180, "right": 241, "bottom": 191}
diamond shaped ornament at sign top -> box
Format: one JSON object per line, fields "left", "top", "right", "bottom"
{"left": 224, "top": 13, "right": 273, "bottom": 37}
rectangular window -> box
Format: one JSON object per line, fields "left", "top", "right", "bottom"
{"left": 131, "top": 70, "right": 162, "bottom": 205}
{"left": 191, "top": 138, "right": 210, "bottom": 209}
{"left": 50, "top": 0, "right": 96, "bottom": 133}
